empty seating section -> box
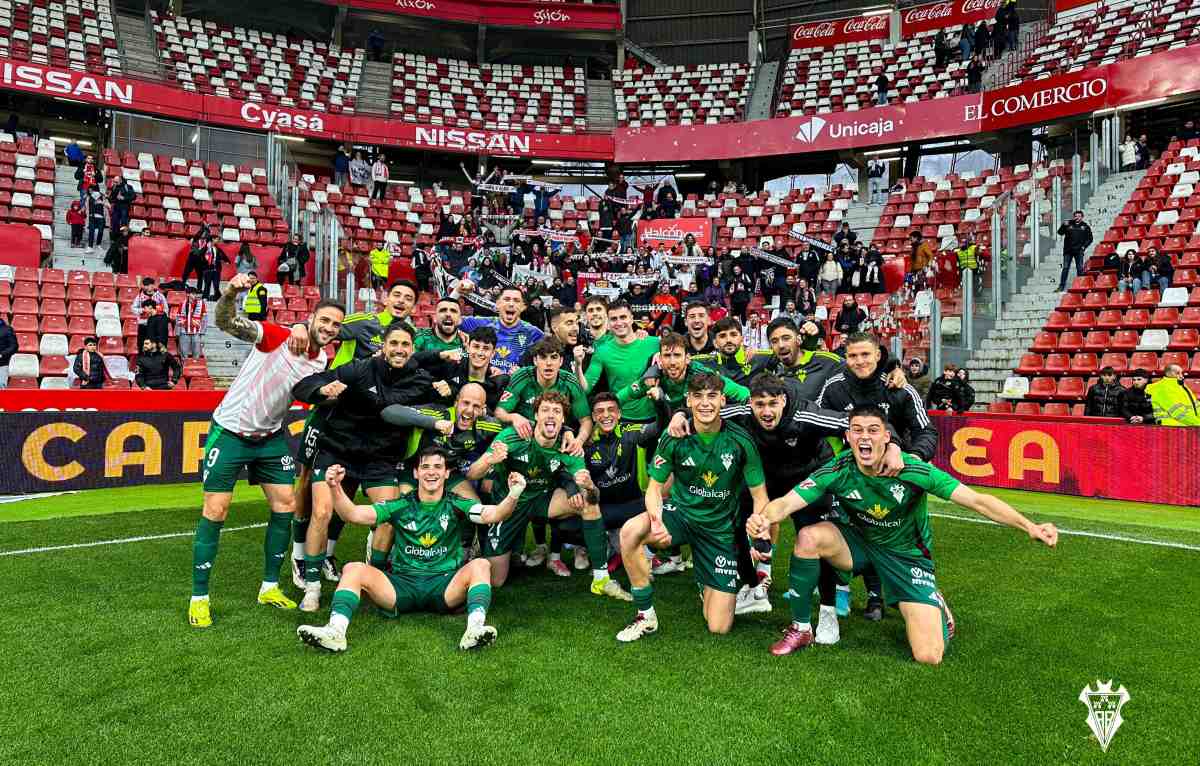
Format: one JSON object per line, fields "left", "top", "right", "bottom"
{"left": 390, "top": 53, "right": 586, "bottom": 133}
{"left": 1005, "top": 143, "right": 1200, "bottom": 407}
{"left": 681, "top": 185, "right": 855, "bottom": 255}
{"left": 613, "top": 64, "right": 750, "bottom": 127}
{"left": 0, "top": 134, "right": 57, "bottom": 259}
{"left": 102, "top": 148, "right": 287, "bottom": 245}
{"left": 871, "top": 161, "right": 1070, "bottom": 259}
{"left": 1013, "top": 0, "right": 1200, "bottom": 83}
{"left": 775, "top": 31, "right": 966, "bottom": 118}
{"left": 0, "top": 0, "right": 120, "bottom": 74}
{"left": 152, "top": 12, "right": 362, "bottom": 113}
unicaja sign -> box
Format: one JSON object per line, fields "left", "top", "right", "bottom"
{"left": 794, "top": 114, "right": 895, "bottom": 144}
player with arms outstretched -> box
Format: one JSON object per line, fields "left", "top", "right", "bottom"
{"left": 188, "top": 273, "right": 345, "bottom": 628}
{"left": 297, "top": 447, "right": 524, "bottom": 652}
{"left": 747, "top": 407, "right": 1058, "bottom": 664}
{"left": 616, "top": 372, "right": 769, "bottom": 642}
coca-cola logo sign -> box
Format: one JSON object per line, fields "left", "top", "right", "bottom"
{"left": 790, "top": 13, "right": 890, "bottom": 48}
{"left": 901, "top": 0, "right": 1001, "bottom": 33}
{"left": 534, "top": 8, "right": 571, "bottom": 24}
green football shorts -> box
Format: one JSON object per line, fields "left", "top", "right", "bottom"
{"left": 834, "top": 521, "right": 941, "bottom": 609}
{"left": 201, "top": 423, "right": 294, "bottom": 493}
{"left": 661, "top": 503, "right": 740, "bottom": 594}
{"left": 378, "top": 570, "right": 457, "bottom": 615}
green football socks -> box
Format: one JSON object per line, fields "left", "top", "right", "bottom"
{"left": 330, "top": 589, "right": 360, "bottom": 626}
{"left": 466, "top": 584, "right": 491, "bottom": 617}
{"left": 369, "top": 548, "right": 388, "bottom": 570}
{"left": 789, "top": 555, "right": 820, "bottom": 627}
{"left": 191, "top": 516, "right": 223, "bottom": 597}
{"left": 632, "top": 585, "right": 654, "bottom": 613}
{"left": 262, "top": 512, "right": 291, "bottom": 584}
{"left": 582, "top": 517, "right": 609, "bottom": 581}
{"left": 304, "top": 553, "right": 324, "bottom": 585}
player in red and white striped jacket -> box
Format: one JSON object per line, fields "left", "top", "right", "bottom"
{"left": 188, "top": 273, "right": 346, "bottom": 629}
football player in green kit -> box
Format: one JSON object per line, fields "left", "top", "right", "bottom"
{"left": 615, "top": 373, "right": 769, "bottom": 642}
{"left": 747, "top": 407, "right": 1058, "bottom": 664}
{"left": 296, "top": 447, "right": 525, "bottom": 653}
{"left": 466, "top": 390, "right": 632, "bottom": 601}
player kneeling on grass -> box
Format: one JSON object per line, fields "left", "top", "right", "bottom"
{"left": 616, "top": 372, "right": 768, "bottom": 642}
{"left": 746, "top": 407, "right": 1058, "bottom": 664}
{"left": 298, "top": 447, "right": 524, "bottom": 653}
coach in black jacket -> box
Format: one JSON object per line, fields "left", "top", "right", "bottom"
{"left": 816, "top": 332, "right": 938, "bottom": 461}
{"left": 292, "top": 322, "right": 440, "bottom": 467}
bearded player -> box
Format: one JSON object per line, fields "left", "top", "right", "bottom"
{"left": 188, "top": 274, "right": 345, "bottom": 628}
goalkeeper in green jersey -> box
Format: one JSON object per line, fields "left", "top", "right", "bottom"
{"left": 297, "top": 447, "right": 524, "bottom": 653}
{"left": 747, "top": 407, "right": 1058, "bottom": 664}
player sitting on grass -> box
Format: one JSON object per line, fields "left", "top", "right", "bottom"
{"left": 616, "top": 372, "right": 768, "bottom": 642}
{"left": 747, "top": 407, "right": 1058, "bottom": 664}
{"left": 297, "top": 447, "right": 524, "bottom": 653}
{"left": 466, "top": 391, "right": 631, "bottom": 601}
{"left": 188, "top": 274, "right": 345, "bottom": 628}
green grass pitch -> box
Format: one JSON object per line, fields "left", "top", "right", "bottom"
{"left": 1, "top": 483, "right": 1198, "bottom": 765}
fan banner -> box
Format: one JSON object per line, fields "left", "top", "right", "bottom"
{"left": 314, "top": 0, "right": 622, "bottom": 30}
{"left": 900, "top": 0, "right": 1004, "bottom": 35}
{"left": 637, "top": 218, "right": 713, "bottom": 249}
{"left": 789, "top": 14, "right": 891, "bottom": 50}
{"left": 931, "top": 412, "right": 1200, "bottom": 506}
{"left": 0, "top": 410, "right": 307, "bottom": 494}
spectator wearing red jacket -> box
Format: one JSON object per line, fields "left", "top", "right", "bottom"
{"left": 66, "top": 199, "right": 86, "bottom": 248}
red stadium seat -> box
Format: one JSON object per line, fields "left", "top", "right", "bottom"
{"left": 1169, "top": 328, "right": 1199, "bottom": 350}
{"left": 1055, "top": 377, "right": 1086, "bottom": 400}
{"left": 1043, "top": 402, "right": 1070, "bottom": 416}
{"left": 1044, "top": 353, "right": 1070, "bottom": 374}
{"left": 1070, "top": 353, "right": 1098, "bottom": 375}
{"left": 988, "top": 401, "right": 1014, "bottom": 413}
{"left": 1057, "top": 331, "right": 1085, "bottom": 353}
{"left": 1111, "top": 330, "right": 1139, "bottom": 351}
{"left": 1014, "top": 401, "right": 1042, "bottom": 414}
{"left": 1099, "top": 353, "right": 1129, "bottom": 373}
{"left": 1027, "top": 378, "right": 1057, "bottom": 399}
{"left": 1016, "top": 354, "right": 1044, "bottom": 375}
{"left": 1083, "top": 331, "right": 1111, "bottom": 351}
{"left": 1030, "top": 332, "right": 1058, "bottom": 352}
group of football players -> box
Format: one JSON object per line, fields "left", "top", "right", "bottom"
{"left": 188, "top": 274, "right": 1057, "bottom": 662}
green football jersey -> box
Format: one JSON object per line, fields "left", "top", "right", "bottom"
{"left": 373, "top": 492, "right": 479, "bottom": 575}
{"left": 648, "top": 423, "right": 764, "bottom": 533}
{"left": 584, "top": 335, "right": 661, "bottom": 420}
{"left": 497, "top": 367, "right": 591, "bottom": 424}
{"left": 414, "top": 329, "right": 464, "bottom": 354}
{"left": 791, "top": 452, "right": 960, "bottom": 559}
{"left": 487, "top": 426, "right": 586, "bottom": 503}
{"left": 618, "top": 361, "right": 749, "bottom": 410}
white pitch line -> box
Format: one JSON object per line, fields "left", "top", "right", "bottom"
{"left": 0, "top": 523, "right": 266, "bottom": 557}
{"left": 2, "top": 514, "right": 1198, "bottom": 557}
{"left": 930, "top": 512, "right": 1200, "bottom": 552}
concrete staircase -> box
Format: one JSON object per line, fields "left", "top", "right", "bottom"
{"left": 745, "top": 60, "right": 779, "bottom": 121}
{"left": 50, "top": 165, "right": 109, "bottom": 272}
{"left": 965, "top": 169, "right": 1148, "bottom": 403}
{"left": 623, "top": 39, "right": 666, "bottom": 69}
{"left": 116, "top": 13, "right": 163, "bottom": 80}
{"left": 840, "top": 202, "right": 886, "bottom": 247}
{"left": 586, "top": 79, "right": 617, "bottom": 133}
{"left": 201, "top": 320, "right": 252, "bottom": 387}
{"left": 354, "top": 60, "right": 393, "bottom": 116}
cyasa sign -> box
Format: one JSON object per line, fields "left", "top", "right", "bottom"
{"left": 790, "top": 13, "right": 890, "bottom": 50}
{"left": 900, "top": 0, "right": 1002, "bottom": 35}
{"left": 637, "top": 218, "right": 713, "bottom": 249}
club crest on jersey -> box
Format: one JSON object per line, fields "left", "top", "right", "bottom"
{"left": 785, "top": 438, "right": 798, "bottom": 447}
{"left": 720, "top": 452, "right": 734, "bottom": 471}
{"left": 889, "top": 483, "right": 906, "bottom": 503}
{"left": 549, "top": 459, "right": 561, "bottom": 473}
{"left": 439, "top": 514, "right": 449, "bottom": 531}
{"left": 868, "top": 503, "right": 889, "bottom": 519}
{"left": 701, "top": 471, "right": 719, "bottom": 487}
